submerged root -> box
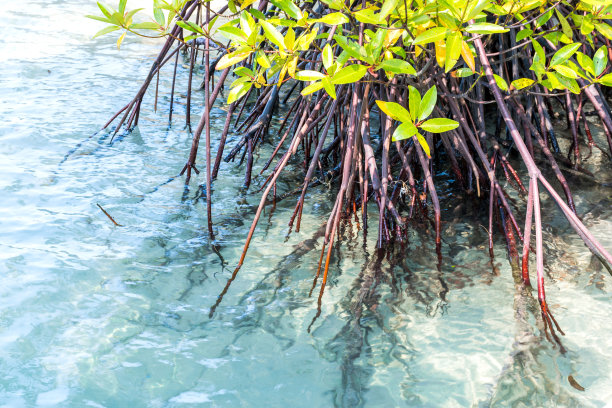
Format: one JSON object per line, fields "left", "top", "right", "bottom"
{"left": 87, "top": 0, "right": 612, "bottom": 349}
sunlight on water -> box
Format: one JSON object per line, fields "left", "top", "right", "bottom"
{"left": 0, "top": 1, "right": 611, "bottom": 407}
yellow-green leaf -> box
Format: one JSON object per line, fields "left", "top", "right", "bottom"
{"left": 377, "top": 59, "right": 416, "bottom": 75}
{"left": 418, "top": 86, "right": 437, "bottom": 121}
{"left": 392, "top": 122, "right": 418, "bottom": 142}
{"left": 465, "top": 23, "right": 509, "bottom": 34}
{"left": 116, "top": 31, "right": 126, "bottom": 49}
{"left": 92, "top": 25, "right": 120, "bottom": 39}
{"left": 510, "top": 78, "right": 535, "bottom": 90}
{"left": 294, "top": 70, "right": 326, "bottom": 81}
{"left": 416, "top": 133, "right": 431, "bottom": 158}
{"left": 331, "top": 64, "right": 368, "bottom": 84}
{"left": 376, "top": 100, "right": 411, "bottom": 123}
{"left": 552, "top": 64, "right": 578, "bottom": 79}
{"left": 550, "top": 43, "right": 581, "bottom": 67}
{"left": 378, "top": 0, "right": 399, "bottom": 23}
{"left": 419, "top": 118, "right": 459, "bottom": 133}
{"left": 313, "top": 12, "right": 349, "bottom": 25}
{"left": 408, "top": 86, "right": 421, "bottom": 122}
{"left": 413, "top": 27, "right": 447, "bottom": 45}
{"left": 322, "top": 44, "right": 333, "bottom": 70}
{"left": 493, "top": 74, "right": 508, "bottom": 92}
{"left": 599, "top": 73, "right": 612, "bottom": 87}
{"left": 260, "top": 20, "right": 285, "bottom": 49}
{"left": 228, "top": 81, "right": 252, "bottom": 104}
{"left": 322, "top": 76, "right": 336, "bottom": 99}
{"left": 445, "top": 32, "right": 462, "bottom": 73}
{"left": 216, "top": 50, "right": 252, "bottom": 70}
{"left": 301, "top": 81, "right": 324, "bottom": 96}
{"left": 594, "top": 45, "right": 608, "bottom": 77}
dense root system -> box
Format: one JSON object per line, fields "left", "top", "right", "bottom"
{"left": 93, "top": 0, "right": 612, "bottom": 345}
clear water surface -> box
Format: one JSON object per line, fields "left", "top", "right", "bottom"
{"left": 1, "top": 1, "right": 611, "bottom": 407}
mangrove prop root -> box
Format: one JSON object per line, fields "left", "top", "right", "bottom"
{"left": 90, "top": 2, "right": 612, "bottom": 344}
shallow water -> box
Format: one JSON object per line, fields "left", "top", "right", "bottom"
{"left": 1, "top": 1, "right": 611, "bottom": 407}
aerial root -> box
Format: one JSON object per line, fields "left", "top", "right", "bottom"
{"left": 87, "top": 3, "right": 612, "bottom": 346}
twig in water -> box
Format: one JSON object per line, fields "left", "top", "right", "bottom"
{"left": 96, "top": 203, "right": 123, "bottom": 227}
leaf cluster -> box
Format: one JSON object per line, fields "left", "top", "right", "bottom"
{"left": 88, "top": 0, "right": 612, "bottom": 150}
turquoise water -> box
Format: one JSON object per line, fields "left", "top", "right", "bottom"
{"left": 1, "top": 1, "right": 612, "bottom": 407}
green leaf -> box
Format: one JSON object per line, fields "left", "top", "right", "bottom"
{"left": 392, "top": 122, "right": 418, "bottom": 142}
{"left": 375, "top": 101, "right": 411, "bottom": 123}
{"left": 510, "top": 78, "right": 535, "bottom": 90}
{"left": 322, "top": 76, "right": 337, "bottom": 99}
{"left": 594, "top": 46, "right": 608, "bottom": 77}
{"left": 294, "top": 70, "right": 326, "bottom": 81}
{"left": 531, "top": 39, "right": 545, "bottom": 64}
{"left": 322, "top": 44, "right": 333, "bottom": 70}
{"left": 240, "top": 0, "right": 257, "bottom": 10}
{"left": 416, "top": 133, "right": 431, "bottom": 158}
{"left": 370, "top": 29, "right": 385, "bottom": 61}
{"left": 535, "top": 8, "right": 553, "bottom": 29}
{"left": 284, "top": 27, "right": 295, "bottom": 50}
{"left": 334, "top": 35, "right": 362, "bottom": 61}
{"left": 228, "top": 81, "right": 251, "bottom": 104}
{"left": 353, "top": 8, "right": 379, "bottom": 25}
{"left": 419, "top": 118, "right": 459, "bottom": 133}
{"left": 418, "top": 86, "right": 437, "bottom": 121}
{"left": 551, "top": 72, "right": 580, "bottom": 94}
{"left": 595, "top": 23, "right": 612, "bottom": 41}
{"left": 320, "top": 0, "right": 344, "bottom": 10}
{"left": 248, "top": 8, "right": 266, "bottom": 20}
{"left": 154, "top": 8, "right": 165, "bottom": 26}
{"left": 516, "top": 29, "right": 533, "bottom": 42}
{"left": 260, "top": 20, "right": 285, "bottom": 49}
{"left": 93, "top": 25, "right": 120, "bottom": 39}
{"left": 552, "top": 64, "right": 578, "bottom": 79}
{"left": 555, "top": 9, "right": 573, "bottom": 40}
{"left": 176, "top": 21, "right": 203, "bottom": 34}
{"left": 233, "top": 66, "right": 255, "bottom": 77}
{"left": 270, "top": 0, "right": 303, "bottom": 20}
{"left": 256, "top": 52, "right": 271, "bottom": 69}
{"left": 331, "top": 64, "right": 368, "bottom": 85}
{"left": 378, "top": 0, "right": 399, "bottom": 22}
{"left": 216, "top": 50, "right": 252, "bottom": 70}
{"left": 464, "top": 23, "right": 509, "bottom": 34}
{"left": 86, "top": 15, "right": 111, "bottom": 23}
{"left": 125, "top": 8, "right": 144, "bottom": 25}
{"left": 97, "top": 2, "right": 113, "bottom": 20}
{"left": 313, "top": 12, "right": 349, "bottom": 25}
{"left": 218, "top": 25, "right": 247, "bottom": 43}
{"left": 453, "top": 68, "right": 475, "bottom": 77}
{"left": 130, "top": 22, "right": 160, "bottom": 30}
{"left": 599, "top": 73, "right": 612, "bottom": 87}
{"left": 408, "top": 86, "right": 421, "bottom": 122}
{"left": 576, "top": 52, "right": 595, "bottom": 76}
{"left": 445, "top": 31, "right": 462, "bottom": 73}
{"left": 493, "top": 74, "right": 508, "bottom": 92}
{"left": 581, "top": 17, "right": 594, "bottom": 36}
{"left": 297, "top": 27, "right": 318, "bottom": 51}
{"left": 109, "top": 11, "right": 124, "bottom": 26}
{"left": 581, "top": 0, "right": 612, "bottom": 6}
{"left": 413, "top": 27, "right": 447, "bottom": 45}
{"left": 301, "top": 81, "right": 324, "bottom": 96}
{"left": 377, "top": 59, "right": 416, "bottom": 75}
{"left": 228, "top": 0, "right": 237, "bottom": 13}
{"left": 118, "top": 0, "right": 127, "bottom": 15}
{"left": 465, "top": 0, "right": 490, "bottom": 21}
{"left": 550, "top": 43, "right": 581, "bottom": 67}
